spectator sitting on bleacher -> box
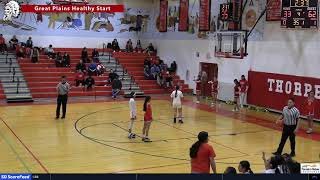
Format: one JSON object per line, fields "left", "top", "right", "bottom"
{"left": 63, "top": 52, "right": 70, "bottom": 67}
{"left": 157, "top": 71, "right": 164, "bottom": 87}
{"left": 135, "top": 40, "right": 142, "bottom": 52}
{"left": 111, "top": 39, "right": 120, "bottom": 52}
{"left": 92, "top": 48, "right": 99, "bottom": 63}
{"left": 144, "top": 65, "right": 153, "bottom": 80}
{"left": 165, "top": 71, "right": 173, "bottom": 88}
{"left": 75, "top": 70, "right": 85, "bottom": 87}
{"left": 150, "top": 64, "right": 160, "bottom": 79}
{"left": 112, "top": 76, "right": 122, "bottom": 99}
{"left": 108, "top": 69, "right": 118, "bottom": 84}
{"left": 9, "top": 35, "right": 19, "bottom": 50}
{"left": 0, "top": 34, "right": 6, "bottom": 54}
{"left": 125, "top": 41, "right": 133, "bottom": 53}
{"left": 85, "top": 75, "right": 95, "bottom": 91}
{"left": 88, "top": 62, "right": 97, "bottom": 76}
{"left": 144, "top": 43, "right": 155, "bottom": 54}
{"left": 169, "top": 61, "right": 177, "bottom": 73}
{"left": 30, "top": 47, "right": 39, "bottom": 63}
{"left": 144, "top": 57, "right": 151, "bottom": 68}
{"left": 26, "top": 37, "right": 33, "bottom": 48}
{"left": 81, "top": 47, "right": 89, "bottom": 63}
{"left": 160, "top": 61, "right": 168, "bottom": 72}
{"left": 97, "top": 63, "right": 105, "bottom": 76}
{"left": 45, "top": 45, "right": 55, "bottom": 59}
{"left": 16, "top": 45, "right": 25, "bottom": 59}
{"left": 76, "top": 59, "right": 87, "bottom": 74}
{"left": 107, "top": 43, "right": 112, "bottom": 49}
{"left": 55, "top": 52, "right": 63, "bottom": 67}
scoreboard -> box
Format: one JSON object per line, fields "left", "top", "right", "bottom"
{"left": 281, "top": 0, "right": 318, "bottom": 28}
{"left": 220, "top": 3, "right": 233, "bottom": 21}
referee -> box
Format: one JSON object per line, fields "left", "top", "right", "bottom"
{"left": 273, "top": 98, "right": 300, "bottom": 157}
{"left": 56, "top": 76, "right": 71, "bottom": 119}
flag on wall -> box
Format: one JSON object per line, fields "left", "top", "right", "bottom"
{"left": 178, "top": 0, "right": 189, "bottom": 31}
{"left": 159, "top": 0, "right": 168, "bottom": 32}
{"left": 199, "top": 0, "right": 211, "bottom": 31}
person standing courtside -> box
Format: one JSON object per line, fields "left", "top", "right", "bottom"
{"left": 56, "top": 76, "right": 71, "bottom": 119}
{"left": 273, "top": 98, "right": 300, "bottom": 157}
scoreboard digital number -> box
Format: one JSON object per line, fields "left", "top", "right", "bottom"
{"left": 220, "top": 3, "right": 233, "bottom": 21}
{"left": 281, "top": 0, "right": 318, "bottom": 29}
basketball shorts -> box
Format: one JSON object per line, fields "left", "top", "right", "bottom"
{"left": 172, "top": 103, "right": 182, "bottom": 109}
{"left": 130, "top": 110, "right": 137, "bottom": 119}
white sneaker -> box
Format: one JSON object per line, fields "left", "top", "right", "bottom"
{"left": 196, "top": 101, "right": 200, "bottom": 104}
{"left": 306, "top": 129, "right": 313, "bottom": 134}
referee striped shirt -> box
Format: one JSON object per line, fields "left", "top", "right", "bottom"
{"left": 282, "top": 106, "right": 300, "bottom": 126}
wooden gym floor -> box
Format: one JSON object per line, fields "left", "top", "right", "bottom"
{"left": 0, "top": 96, "right": 319, "bottom": 173}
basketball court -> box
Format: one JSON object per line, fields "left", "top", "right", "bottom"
{"left": 0, "top": 97, "right": 319, "bottom": 173}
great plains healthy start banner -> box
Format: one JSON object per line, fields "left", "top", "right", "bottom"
{"left": 248, "top": 71, "right": 320, "bottom": 120}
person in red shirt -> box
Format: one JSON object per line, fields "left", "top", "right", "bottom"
{"left": 233, "top": 79, "right": 241, "bottom": 112}
{"left": 239, "top": 75, "right": 249, "bottom": 108}
{"left": 142, "top": 96, "right": 152, "bottom": 142}
{"left": 208, "top": 76, "right": 219, "bottom": 106}
{"left": 190, "top": 131, "right": 217, "bottom": 174}
{"left": 75, "top": 70, "right": 85, "bottom": 87}
{"left": 305, "top": 91, "right": 315, "bottom": 134}
{"left": 0, "top": 34, "right": 6, "bottom": 54}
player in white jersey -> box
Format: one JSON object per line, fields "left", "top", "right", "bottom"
{"left": 128, "top": 92, "right": 137, "bottom": 139}
{"left": 171, "top": 86, "right": 184, "bottom": 123}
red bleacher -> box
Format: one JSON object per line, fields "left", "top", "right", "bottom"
{"left": 113, "top": 52, "right": 192, "bottom": 94}
{"left": 19, "top": 48, "right": 111, "bottom": 98}
{"left": 0, "top": 83, "right": 6, "bottom": 99}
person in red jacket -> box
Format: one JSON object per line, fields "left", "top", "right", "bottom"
{"left": 75, "top": 70, "right": 85, "bottom": 87}
{"left": 208, "top": 77, "right": 219, "bottom": 106}
{"left": 305, "top": 91, "right": 315, "bottom": 134}
{"left": 239, "top": 75, "right": 249, "bottom": 108}
{"left": 142, "top": 96, "right": 152, "bottom": 142}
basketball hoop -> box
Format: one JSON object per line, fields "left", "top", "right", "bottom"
{"left": 214, "top": 30, "right": 248, "bottom": 59}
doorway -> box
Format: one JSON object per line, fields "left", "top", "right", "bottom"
{"left": 200, "top": 62, "right": 218, "bottom": 96}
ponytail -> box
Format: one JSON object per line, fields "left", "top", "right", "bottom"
{"left": 190, "top": 141, "right": 202, "bottom": 158}
{"left": 143, "top": 96, "right": 151, "bottom": 112}
{"left": 189, "top": 131, "right": 208, "bottom": 158}
{"left": 175, "top": 86, "right": 180, "bottom": 98}
{"left": 239, "top": 161, "right": 253, "bottom": 174}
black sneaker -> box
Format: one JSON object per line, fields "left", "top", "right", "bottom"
{"left": 290, "top": 152, "right": 296, "bottom": 157}
{"left": 61, "top": 116, "right": 65, "bottom": 119}
{"left": 272, "top": 152, "right": 281, "bottom": 156}
{"left": 174, "top": 118, "right": 176, "bottom": 123}
{"left": 179, "top": 120, "right": 184, "bottom": 124}
{"left": 55, "top": 117, "right": 59, "bottom": 119}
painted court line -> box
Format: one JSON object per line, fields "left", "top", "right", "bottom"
{"left": 182, "top": 99, "right": 320, "bottom": 141}
{"left": 0, "top": 130, "right": 31, "bottom": 173}
{"left": 0, "top": 117, "right": 49, "bottom": 173}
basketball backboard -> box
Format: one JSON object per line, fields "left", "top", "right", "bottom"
{"left": 214, "top": 30, "right": 248, "bottom": 59}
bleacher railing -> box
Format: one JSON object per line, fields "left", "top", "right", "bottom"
{"left": 16, "top": 77, "right": 19, "bottom": 94}
{"left": 102, "top": 43, "right": 112, "bottom": 63}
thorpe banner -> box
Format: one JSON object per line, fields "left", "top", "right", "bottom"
{"left": 248, "top": 71, "right": 320, "bottom": 120}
